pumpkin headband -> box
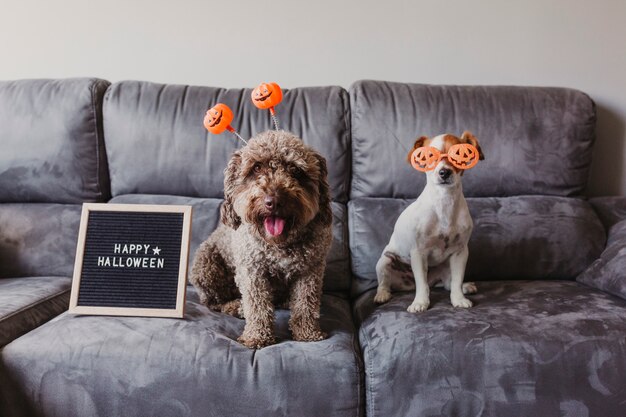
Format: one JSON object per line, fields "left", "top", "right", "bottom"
{"left": 203, "top": 82, "right": 284, "bottom": 145}
{"left": 410, "top": 143, "right": 480, "bottom": 172}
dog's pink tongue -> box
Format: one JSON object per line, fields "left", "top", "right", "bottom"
{"left": 264, "top": 216, "right": 285, "bottom": 236}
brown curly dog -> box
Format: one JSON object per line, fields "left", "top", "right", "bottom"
{"left": 190, "top": 130, "right": 333, "bottom": 349}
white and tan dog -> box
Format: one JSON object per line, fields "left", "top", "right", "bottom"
{"left": 374, "top": 131, "right": 484, "bottom": 312}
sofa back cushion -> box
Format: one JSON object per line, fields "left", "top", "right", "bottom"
{"left": 0, "top": 78, "right": 111, "bottom": 203}
{"left": 350, "top": 80, "right": 596, "bottom": 199}
{"left": 103, "top": 81, "right": 351, "bottom": 203}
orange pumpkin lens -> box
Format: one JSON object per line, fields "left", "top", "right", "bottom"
{"left": 447, "top": 143, "right": 479, "bottom": 170}
{"left": 411, "top": 147, "right": 441, "bottom": 172}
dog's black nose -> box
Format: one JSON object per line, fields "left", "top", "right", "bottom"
{"left": 264, "top": 196, "right": 275, "bottom": 209}
{"left": 438, "top": 168, "right": 452, "bottom": 180}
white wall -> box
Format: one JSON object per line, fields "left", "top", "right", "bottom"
{"left": 2, "top": 0, "right": 625, "bottom": 196}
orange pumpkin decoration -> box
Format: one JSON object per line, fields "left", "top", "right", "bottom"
{"left": 411, "top": 147, "right": 441, "bottom": 172}
{"left": 447, "top": 143, "right": 479, "bottom": 170}
{"left": 203, "top": 103, "right": 234, "bottom": 134}
{"left": 251, "top": 82, "right": 283, "bottom": 110}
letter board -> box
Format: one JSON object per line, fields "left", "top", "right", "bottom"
{"left": 69, "top": 203, "right": 192, "bottom": 318}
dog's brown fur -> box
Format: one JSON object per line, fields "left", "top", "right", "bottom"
{"left": 190, "top": 130, "right": 333, "bottom": 349}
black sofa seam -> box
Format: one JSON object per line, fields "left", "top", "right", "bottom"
{"left": 90, "top": 79, "right": 112, "bottom": 202}
{"left": 359, "top": 320, "right": 375, "bottom": 417}
{"left": 339, "top": 86, "right": 352, "bottom": 204}
{"left": 347, "top": 300, "right": 366, "bottom": 417}
{"left": 89, "top": 79, "right": 103, "bottom": 201}
{"left": 335, "top": 87, "right": 352, "bottom": 296}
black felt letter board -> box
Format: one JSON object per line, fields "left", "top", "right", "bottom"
{"left": 70, "top": 204, "right": 192, "bottom": 318}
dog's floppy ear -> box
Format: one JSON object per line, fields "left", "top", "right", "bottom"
{"left": 220, "top": 152, "right": 242, "bottom": 229}
{"left": 314, "top": 152, "right": 333, "bottom": 227}
{"left": 461, "top": 131, "right": 485, "bottom": 160}
{"left": 406, "top": 136, "right": 430, "bottom": 164}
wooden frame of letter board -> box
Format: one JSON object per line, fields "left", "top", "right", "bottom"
{"left": 69, "top": 203, "right": 192, "bottom": 318}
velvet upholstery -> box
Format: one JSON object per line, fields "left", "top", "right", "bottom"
{"left": 350, "top": 80, "right": 596, "bottom": 199}
{"left": 354, "top": 280, "right": 626, "bottom": 417}
{"left": 103, "top": 81, "right": 350, "bottom": 202}
{"left": 0, "top": 290, "right": 362, "bottom": 417}
{"left": 0, "top": 277, "right": 71, "bottom": 347}
{"left": 109, "top": 195, "right": 351, "bottom": 294}
{"left": 0, "top": 78, "right": 110, "bottom": 203}
{"left": 349, "top": 196, "right": 605, "bottom": 296}
{"left": 0, "top": 204, "right": 82, "bottom": 278}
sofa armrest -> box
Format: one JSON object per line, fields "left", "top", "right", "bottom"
{"left": 577, "top": 213, "right": 626, "bottom": 300}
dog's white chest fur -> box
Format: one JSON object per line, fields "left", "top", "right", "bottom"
{"left": 390, "top": 185, "right": 473, "bottom": 266}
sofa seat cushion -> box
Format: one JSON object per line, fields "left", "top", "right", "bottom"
{"left": 110, "top": 194, "right": 351, "bottom": 294}
{"left": 354, "top": 280, "right": 626, "bottom": 417}
{"left": 0, "top": 276, "right": 71, "bottom": 347}
{"left": 0, "top": 289, "right": 362, "bottom": 417}
{"left": 349, "top": 196, "right": 605, "bottom": 296}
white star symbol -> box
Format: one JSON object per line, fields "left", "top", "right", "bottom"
{"left": 152, "top": 247, "right": 161, "bottom": 255}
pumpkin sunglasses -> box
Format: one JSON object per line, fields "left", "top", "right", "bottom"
{"left": 410, "top": 143, "right": 480, "bottom": 172}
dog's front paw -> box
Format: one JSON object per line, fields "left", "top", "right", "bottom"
{"left": 220, "top": 299, "right": 244, "bottom": 318}
{"left": 237, "top": 334, "right": 276, "bottom": 349}
{"left": 290, "top": 317, "right": 327, "bottom": 342}
{"left": 451, "top": 295, "right": 473, "bottom": 309}
{"left": 462, "top": 282, "right": 478, "bottom": 295}
{"left": 407, "top": 298, "right": 430, "bottom": 313}
{"left": 374, "top": 287, "right": 392, "bottom": 304}
{"left": 293, "top": 329, "right": 327, "bottom": 342}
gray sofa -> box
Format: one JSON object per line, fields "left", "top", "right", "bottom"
{"left": 1, "top": 78, "right": 625, "bottom": 417}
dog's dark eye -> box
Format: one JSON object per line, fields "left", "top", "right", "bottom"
{"left": 246, "top": 163, "right": 262, "bottom": 178}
